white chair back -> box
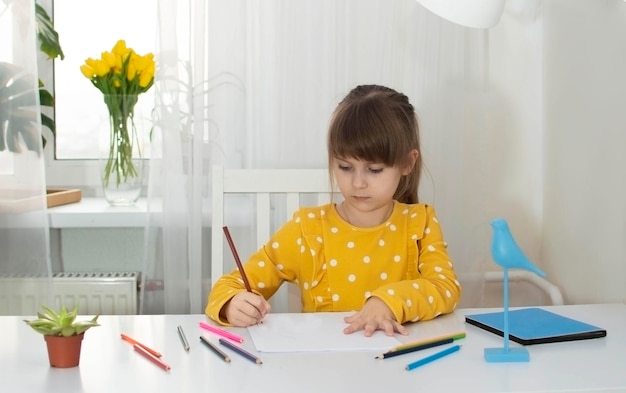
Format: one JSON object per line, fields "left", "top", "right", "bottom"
{"left": 211, "top": 166, "right": 334, "bottom": 312}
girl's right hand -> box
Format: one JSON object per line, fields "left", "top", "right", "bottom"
{"left": 223, "top": 291, "right": 271, "bottom": 327}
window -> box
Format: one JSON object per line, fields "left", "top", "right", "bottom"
{"left": 52, "top": 0, "right": 156, "bottom": 160}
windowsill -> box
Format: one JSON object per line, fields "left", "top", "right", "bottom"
{"left": 48, "top": 195, "right": 253, "bottom": 229}
{"left": 48, "top": 198, "right": 161, "bottom": 228}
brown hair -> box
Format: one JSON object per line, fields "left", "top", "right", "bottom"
{"left": 327, "top": 85, "right": 422, "bottom": 204}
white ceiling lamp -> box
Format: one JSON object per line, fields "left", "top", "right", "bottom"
{"left": 416, "top": 0, "right": 506, "bottom": 28}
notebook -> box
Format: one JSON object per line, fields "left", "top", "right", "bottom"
{"left": 465, "top": 307, "right": 607, "bottom": 345}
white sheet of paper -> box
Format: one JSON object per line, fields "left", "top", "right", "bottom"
{"left": 247, "top": 312, "right": 402, "bottom": 353}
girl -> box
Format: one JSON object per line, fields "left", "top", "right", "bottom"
{"left": 206, "top": 85, "right": 461, "bottom": 337}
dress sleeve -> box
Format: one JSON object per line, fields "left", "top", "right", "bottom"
{"left": 370, "top": 205, "right": 462, "bottom": 324}
{"left": 205, "top": 211, "right": 304, "bottom": 325}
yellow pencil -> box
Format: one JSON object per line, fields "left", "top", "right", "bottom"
{"left": 391, "top": 331, "right": 466, "bottom": 352}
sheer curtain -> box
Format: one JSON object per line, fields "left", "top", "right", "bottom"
{"left": 0, "top": 0, "right": 53, "bottom": 315}
{"left": 144, "top": 0, "right": 541, "bottom": 313}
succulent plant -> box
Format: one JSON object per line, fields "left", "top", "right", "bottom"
{"left": 24, "top": 305, "right": 100, "bottom": 337}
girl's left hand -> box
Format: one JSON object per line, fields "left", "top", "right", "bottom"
{"left": 343, "top": 297, "right": 409, "bottom": 337}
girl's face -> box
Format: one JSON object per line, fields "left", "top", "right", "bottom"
{"left": 332, "top": 156, "right": 406, "bottom": 225}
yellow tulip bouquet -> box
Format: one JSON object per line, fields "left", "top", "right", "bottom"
{"left": 80, "top": 40, "right": 155, "bottom": 187}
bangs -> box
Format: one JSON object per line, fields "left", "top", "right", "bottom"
{"left": 328, "top": 97, "right": 407, "bottom": 166}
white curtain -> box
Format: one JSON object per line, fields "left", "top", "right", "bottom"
{"left": 143, "top": 0, "right": 542, "bottom": 313}
{"left": 0, "top": 0, "right": 53, "bottom": 315}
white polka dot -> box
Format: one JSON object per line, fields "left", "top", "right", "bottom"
{"left": 316, "top": 296, "right": 323, "bottom": 303}
{"left": 448, "top": 261, "right": 453, "bottom": 267}
{"left": 380, "top": 272, "right": 388, "bottom": 280}
{"left": 411, "top": 234, "right": 418, "bottom": 240}
{"left": 434, "top": 266, "right": 442, "bottom": 272}
{"left": 438, "top": 274, "right": 446, "bottom": 279}
{"left": 320, "top": 209, "right": 326, "bottom": 216}
{"left": 363, "top": 256, "right": 371, "bottom": 264}
{"left": 427, "top": 245, "right": 436, "bottom": 252}
{"left": 410, "top": 213, "right": 417, "bottom": 219}
{"left": 295, "top": 217, "right": 301, "bottom": 223}
{"left": 389, "top": 224, "right": 397, "bottom": 231}
{"left": 258, "top": 282, "right": 266, "bottom": 288}
{"left": 387, "top": 289, "right": 395, "bottom": 296}
{"left": 303, "top": 282, "right": 309, "bottom": 290}
{"left": 412, "top": 283, "right": 419, "bottom": 290}
{"left": 411, "top": 316, "right": 420, "bottom": 322}
{"left": 406, "top": 299, "right": 412, "bottom": 307}
{"left": 419, "top": 263, "right": 424, "bottom": 269}
{"left": 329, "top": 259, "right": 338, "bottom": 267}
{"left": 311, "top": 280, "right": 318, "bottom": 287}
{"left": 425, "top": 227, "right": 431, "bottom": 235}
{"left": 364, "top": 291, "right": 372, "bottom": 298}
{"left": 317, "top": 236, "right": 323, "bottom": 243}
{"left": 308, "top": 212, "right": 315, "bottom": 219}
{"left": 331, "top": 227, "right": 339, "bottom": 233}
{"left": 402, "top": 209, "right": 409, "bottom": 215}
{"left": 378, "top": 239, "right": 385, "bottom": 246}
{"left": 348, "top": 274, "right": 356, "bottom": 282}
{"left": 272, "top": 242, "right": 280, "bottom": 249}
{"left": 300, "top": 245, "right": 306, "bottom": 253}
{"left": 258, "top": 261, "right": 265, "bottom": 267}
{"left": 435, "top": 311, "right": 441, "bottom": 317}
{"left": 310, "top": 249, "right": 316, "bottom": 256}
{"left": 347, "top": 241, "right": 355, "bottom": 249}
{"left": 446, "top": 290, "right": 452, "bottom": 298}
{"left": 393, "top": 255, "right": 401, "bottom": 262}
{"left": 444, "top": 242, "right": 448, "bottom": 247}
{"left": 322, "top": 263, "right": 327, "bottom": 270}
{"left": 433, "top": 217, "right": 439, "bottom": 223}
{"left": 428, "top": 295, "right": 434, "bottom": 304}
{"left": 332, "top": 294, "right": 340, "bottom": 302}
{"left": 296, "top": 238, "right": 302, "bottom": 245}
{"left": 276, "top": 264, "right": 284, "bottom": 270}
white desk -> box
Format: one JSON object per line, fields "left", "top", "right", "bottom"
{"left": 1, "top": 304, "right": 624, "bottom": 393}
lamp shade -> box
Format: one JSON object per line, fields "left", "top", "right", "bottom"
{"left": 416, "top": 0, "right": 506, "bottom": 28}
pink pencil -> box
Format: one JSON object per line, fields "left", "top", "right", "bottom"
{"left": 199, "top": 321, "right": 244, "bottom": 343}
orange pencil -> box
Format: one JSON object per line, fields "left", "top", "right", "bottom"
{"left": 133, "top": 344, "right": 171, "bottom": 371}
{"left": 121, "top": 333, "right": 162, "bottom": 358}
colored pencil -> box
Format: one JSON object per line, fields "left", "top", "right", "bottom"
{"left": 200, "top": 335, "right": 231, "bottom": 363}
{"left": 133, "top": 344, "right": 171, "bottom": 371}
{"left": 390, "top": 331, "right": 466, "bottom": 352}
{"left": 405, "top": 345, "right": 461, "bottom": 371}
{"left": 199, "top": 321, "right": 245, "bottom": 343}
{"left": 223, "top": 226, "right": 252, "bottom": 292}
{"left": 121, "top": 333, "right": 162, "bottom": 358}
{"left": 177, "top": 325, "right": 190, "bottom": 351}
{"left": 376, "top": 337, "right": 453, "bottom": 359}
{"left": 218, "top": 338, "right": 262, "bottom": 365}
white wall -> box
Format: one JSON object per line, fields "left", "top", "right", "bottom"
{"left": 541, "top": 0, "right": 626, "bottom": 304}
{"left": 53, "top": 0, "right": 626, "bottom": 307}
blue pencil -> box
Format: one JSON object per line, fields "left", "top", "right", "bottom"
{"left": 405, "top": 345, "right": 461, "bottom": 371}
{"left": 218, "top": 338, "right": 263, "bottom": 365}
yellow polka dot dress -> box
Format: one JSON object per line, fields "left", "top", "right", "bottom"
{"left": 206, "top": 201, "right": 461, "bottom": 325}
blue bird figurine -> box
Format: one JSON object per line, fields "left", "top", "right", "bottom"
{"left": 490, "top": 218, "right": 546, "bottom": 278}
{"left": 484, "top": 217, "right": 547, "bottom": 363}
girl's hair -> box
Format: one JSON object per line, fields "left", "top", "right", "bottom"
{"left": 327, "top": 85, "right": 422, "bottom": 204}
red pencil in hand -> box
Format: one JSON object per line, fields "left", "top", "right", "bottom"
{"left": 223, "top": 226, "right": 252, "bottom": 292}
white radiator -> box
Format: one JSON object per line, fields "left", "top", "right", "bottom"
{"left": 0, "top": 272, "right": 139, "bottom": 316}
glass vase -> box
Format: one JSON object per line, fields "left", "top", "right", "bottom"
{"left": 99, "top": 94, "right": 146, "bottom": 206}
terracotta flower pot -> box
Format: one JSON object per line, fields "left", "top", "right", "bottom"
{"left": 44, "top": 333, "right": 84, "bottom": 368}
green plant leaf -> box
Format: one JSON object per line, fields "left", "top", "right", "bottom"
{"left": 35, "top": 3, "right": 64, "bottom": 60}
{"left": 24, "top": 306, "right": 100, "bottom": 336}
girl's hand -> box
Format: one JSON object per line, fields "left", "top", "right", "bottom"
{"left": 343, "top": 297, "right": 409, "bottom": 337}
{"left": 223, "top": 292, "right": 271, "bottom": 327}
